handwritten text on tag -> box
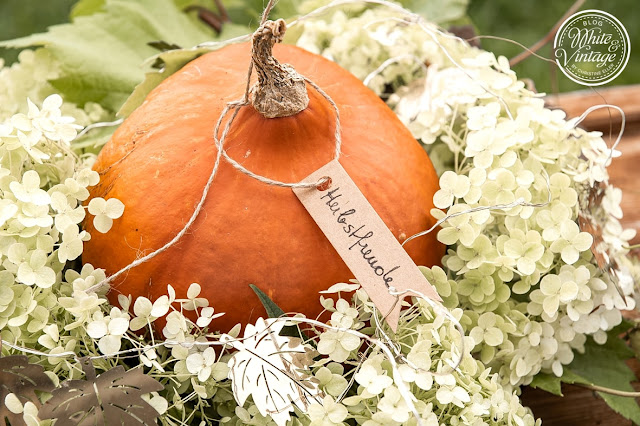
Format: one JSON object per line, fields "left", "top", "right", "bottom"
{"left": 293, "top": 160, "right": 441, "bottom": 331}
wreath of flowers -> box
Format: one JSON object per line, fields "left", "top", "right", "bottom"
{"left": 0, "top": 1, "right": 636, "bottom": 425}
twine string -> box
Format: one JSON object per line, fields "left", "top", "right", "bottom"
{"left": 2, "top": 303, "right": 461, "bottom": 426}
{"left": 84, "top": 120, "right": 227, "bottom": 294}
{"left": 402, "top": 170, "right": 552, "bottom": 248}
{"left": 362, "top": 54, "right": 429, "bottom": 87}
{"left": 300, "top": 0, "right": 515, "bottom": 120}
{"left": 35, "top": 3, "right": 627, "bottom": 425}
{"left": 75, "top": 118, "right": 124, "bottom": 140}
{"left": 569, "top": 103, "right": 625, "bottom": 167}
{"left": 86, "top": 3, "right": 341, "bottom": 294}
{"left": 215, "top": 76, "right": 341, "bottom": 188}
{"left": 394, "top": 288, "right": 466, "bottom": 374}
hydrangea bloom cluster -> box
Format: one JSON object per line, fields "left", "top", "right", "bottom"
{"left": 2, "top": 2, "right": 637, "bottom": 425}
{"left": 123, "top": 283, "right": 539, "bottom": 426}
{"left": 294, "top": 4, "right": 636, "bottom": 388}
{"left": 0, "top": 95, "right": 127, "bottom": 422}
{"left": 0, "top": 49, "right": 113, "bottom": 148}
{"left": 0, "top": 97, "right": 536, "bottom": 425}
{"left": 307, "top": 285, "right": 539, "bottom": 426}
{"left": 0, "top": 95, "right": 107, "bottom": 345}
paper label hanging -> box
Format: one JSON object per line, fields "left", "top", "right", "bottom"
{"left": 293, "top": 160, "right": 441, "bottom": 332}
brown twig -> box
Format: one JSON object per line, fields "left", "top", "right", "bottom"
{"left": 549, "top": 43, "right": 559, "bottom": 95}
{"left": 467, "top": 35, "right": 556, "bottom": 65}
{"left": 185, "top": 5, "right": 224, "bottom": 33}
{"left": 214, "top": 0, "right": 230, "bottom": 22}
{"left": 574, "top": 382, "right": 640, "bottom": 398}
{"left": 184, "top": 1, "right": 231, "bottom": 34}
{"left": 509, "top": 0, "right": 586, "bottom": 67}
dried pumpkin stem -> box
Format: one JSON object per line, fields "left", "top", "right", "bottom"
{"left": 250, "top": 19, "right": 310, "bottom": 118}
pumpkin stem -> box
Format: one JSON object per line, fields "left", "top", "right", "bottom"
{"left": 251, "top": 19, "right": 309, "bottom": 118}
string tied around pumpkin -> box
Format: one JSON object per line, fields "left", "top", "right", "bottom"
{"left": 214, "top": 18, "right": 342, "bottom": 189}
{"left": 85, "top": 11, "right": 341, "bottom": 295}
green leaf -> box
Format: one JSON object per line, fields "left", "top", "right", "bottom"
{"left": 398, "top": 0, "right": 470, "bottom": 25}
{"left": 222, "top": 0, "right": 265, "bottom": 26}
{"left": 529, "top": 369, "right": 589, "bottom": 396}
{"left": 559, "top": 323, "right": 640, "bottom": 424}
{"left": 249, "top": 284, "right": 304, "bottom": 339}
{"left": 118, "top": 22, "right": 248, "bottom": 117}
{"left": 0, "top": 0, "right": 216, "bottom": 112}
{"left": 117, "top": 47, "right": 208, "bottom": 117}
{"left": 529, "top": 373, "right": 562, "bottom": 396}
{"left": 250, "top": 284, "right": 287, "bottom": 318}
{"left": 70, "top": 0, "right": 106, "bottom": 19}
{"left": 148, "top": 40, "right": 183, "bottom": 52}
{"left": 73, "top": 124, "right": 119, "bottom": 153}
{"left": 272, "top": 0, "right": 300, "bottom": 20}
{"left": 0, "top": 0, "right": 77, "bottom": 65}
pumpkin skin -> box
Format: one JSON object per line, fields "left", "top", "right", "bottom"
{"left": 82, "top": 42, "right": 444, "bottom": 333}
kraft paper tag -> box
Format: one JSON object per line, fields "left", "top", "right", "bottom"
{"left": 293, "top": 160, "right": 441, "bottom": 332}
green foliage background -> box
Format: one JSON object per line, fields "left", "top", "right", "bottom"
{"left": 469, "top": 0, "right": 640, "bottom": 93}
{"left": 0, "top": 0, "right": 76, "bottom": 64}
{"left": 1, "top": 0, "right": 638, "bottom": 93}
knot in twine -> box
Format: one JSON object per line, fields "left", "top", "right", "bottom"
{"left": 86, "top": 12, "right": 342, "bottom": 294}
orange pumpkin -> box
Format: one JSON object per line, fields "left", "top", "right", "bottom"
{"left": 82, "top": 22, "right": 444, "bottom": 333}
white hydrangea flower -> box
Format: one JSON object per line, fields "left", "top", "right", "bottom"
{"left": 406, "top": 341, "right": 435, "bottom": 390}
{"left": 140, "top": 347, "right": 164, "bottom": 372}
{"left": 177, "top": 283, "right": 208, "bottom": 311}
{"left": 465, "top": 121, "right": 519, "bottom": 170}
{"left": 308, "top": 395, "right": 348, "bottom": 426}
{"left": 549, "top": 173, "right": 578, "bottom": 207}
{"left": 378, "top": 386, "right": 411, "bottom": 423}
{"left": 470, "top": 312, "right": 504, "bottom": 347}
{"left": 186, "top": 347, "right": 218, "bottom": 382}
{"left": 141, "top": 392, "right": 169, "bottom": 415}
{"left": 86, "top": 307, "right": 130, "bottom": 355}
{"left": 17, "top": 203, "right": 52, "bottom": 228}
{"left": 317, "top": 329, "right": 360, "bottom": 363}
{"left": 129, "top": 294, "right": 172, "bottom": 331}
{"left": 315, "top": 364, "right": 349, "bottom": 397}
{"left": 0, "top": 199, "right": 18, "bottom": 227}
{"left": 16, "top": 249, "right": 55, "bottom": 288}
{"left": 163, "top": 310, "right": 190, "bottom": 342}
{"left": 58, "top": 177, "right": 91, "bottom": 201}
{"left": 16, "top": 130, "right": 49, "bottom": 163}
{"left": 602, "top": 186, "right": 623, "bottom": 219}
{"left": 467, "top": 102, "right": 501, "bottom": 131}
{"left": 65, "top": 263, "right": 107, "bottom": 292}
{"left": 354, "top": 362, "right": 393, "bottom": 396}
{"left": 549, "top": 221, "right": 593, "bottom": 265}
{"left": 535, "top": 202, "right": 571, "bottom": 242}
{"left": 37, "top": 323, "right": 60, "bottom": 349}
{"left": 10, "top": 170, "right": 50, "bottom": 205}
{"left": 87, "top": 197, "right": 125, "bottom": 233}
{"left": 58, "top": 225, "right": 90, "bottom": 263}
{"left": 24, "top": 95, "right": 80, "bottom": 143}
{"left": 502, "top": 230, "right": 545, "bottom": 276}
{"left": 330, "top": 298, "right": 359, "bottom": 328}
{"left": 195, "top": 306, "right": 224, "bottom": 328}
{"left": 435, "top": 204, "right": 481, "bottom": 247}
{"left": 57, "top": 290, "right": 107, "bottom": 330}
{"left": 436, "top": 384, "right": 471, "bottom": 409}
{"left": 433, "top": 171, "right": 471, "bottom": 209}
{"left": 74, "top": 168, "right": 100, "bottom": 187}
{"left": 50, "top": 191, "right": 85, "bottom": 232}
{"left": 4, "top": 393, "right": 24, "bottom": 414}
